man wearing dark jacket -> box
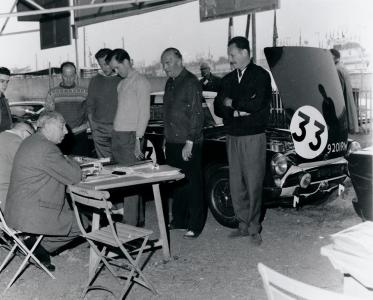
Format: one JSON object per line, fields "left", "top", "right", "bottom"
{"left": 0, "top": 67, "right": 12, "bottom": 133}
{"left": 161, "top": 48, "right": 205, "bottom": 239}
{"left": 214, "top": 36, "right": 272, "bottom": 244}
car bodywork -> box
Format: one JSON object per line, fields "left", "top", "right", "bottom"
{"left": 144, "top": 47, "right": 355, "bottom": 228}
{"left": 348, "top": 146, "right": 373, "bottom": 221}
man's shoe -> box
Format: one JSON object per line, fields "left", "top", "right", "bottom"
{"left": 250, "top": 233, "right": 263, "bottom": 246}
{"left": 183, "top": 230, "right": 199, "bottom": 240}
{"left": 43, "top": 262, "right": 56, "bottom": 272}
{"left": 168, "top": 223, "right": 187, "bottom": 231}
{"left": 228, "top": 228, "right": 250, "bottom": 238}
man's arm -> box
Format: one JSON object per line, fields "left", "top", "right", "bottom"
{"left": 43, "top": 144, "right": 82, "bottom": 185}
{"left": 214, "top": 75, "right": 234, "bottom": 119}
{"left": 186, "top": 80, "right": 204, "bottom": 143}
{"left": 135, "top": 78, "right": 151, "bottom": 139}
{"left": 231, "top": 70, "right": 272, "bottom": 113}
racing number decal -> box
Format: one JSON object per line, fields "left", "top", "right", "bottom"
{"left": 292, "top": 111, "right": 310, "bottom": 142}
{"left": 290, "top": 106, "right": 328, "bottom": 159}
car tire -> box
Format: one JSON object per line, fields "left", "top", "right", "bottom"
{"left": 205, "top": 167, "right": 238, "bottom": 228}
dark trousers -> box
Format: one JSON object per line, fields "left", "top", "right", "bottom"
{"left": 40, "top": 216, "right": 81, "bottom": 253}
{"left": 59, "top": 126, "right": 91, "bottom": 157}
{"left": 226, "top": 134, "right": 266, "bottom": 234}
{"left": 165, "top": 143, "right": 205, "bottom": 233}
{"left": 111, "top": 131, "right": 143, "bottom": 226}
{"left": 91, "top": 120, "right": 113, "bottom": 159}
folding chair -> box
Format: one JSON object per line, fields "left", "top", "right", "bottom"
{"left": 258, "top": 262, "right": 365, "bottom": 300}
{"left": 0, "top": 210, "right": 55, "bottom": 291}
{"left": 68, "top": 185, "right": 157, "bottom": 299}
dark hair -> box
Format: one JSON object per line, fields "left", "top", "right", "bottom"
{"left": 330, "top": 48, "right": 340, "bottom": 59}
{"left": 228, "top": 36, "right": 251, "bottom": 56}
{"left": 106, "top": 48, "right": 131, "bottom": 64}
{"left": 95, "top": 48, "right": 112, "bottom": 60}
{"left": 161, "top": 47, "right": 183, "bottom": 60}
{"left": 0, "top": 67, "right": 10, "bottom": 76}
{"left": 60, "top": 61, "right": 76, "bottom": 72}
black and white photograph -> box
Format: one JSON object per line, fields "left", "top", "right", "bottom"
{"left": 0, "top": 0, "right": 372, "bottom": 299}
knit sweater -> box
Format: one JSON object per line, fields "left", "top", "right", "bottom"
{"left": 87, "top": 73, "right": 121, "bottom": 124}
{"left": 45, "top": 84, "right": 88, "bottom": 130}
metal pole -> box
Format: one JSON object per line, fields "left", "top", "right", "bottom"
{"left": 0, "top": 0, "right": 177, "bottom": 19}
{"left": 83, "top": 27, "right": 86, "bottom": 67}
{"left": 0, "top": 0, "right": 17, "bottom": 34}
{"left": 245, "top": 14, "right": 251, "bottom": 39}
{"left": 252, "top": 13, "right": 256, "bottom": 63}
{"left": 71, "top": 0, "right": 80, "bottom": 78}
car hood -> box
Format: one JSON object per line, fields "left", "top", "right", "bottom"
{"left": 264, "top": 46, "right": 348, "bottom": 161}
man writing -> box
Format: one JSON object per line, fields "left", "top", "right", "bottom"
{"left": 214, "top": 36, "right": 272, "bottom": 244}
{"left": 87, "top": 49, "right": 121, "bottom": 158}
{"left": 4, "top": 112, "right": 82, "bottom": 270}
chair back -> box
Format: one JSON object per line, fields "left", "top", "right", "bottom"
{"left": 258, "top": 263, "right": 365, "bottom": 300}
{"left": 68, "top": 185, "right": 111, "bottom": 236}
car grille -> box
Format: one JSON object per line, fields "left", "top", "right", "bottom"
{"left": 283, "top": 163, "right": 348, "bottom": 188}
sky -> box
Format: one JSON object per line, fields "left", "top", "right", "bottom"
{"left": 0, "top": 0, "right": 372, "bottom": 70}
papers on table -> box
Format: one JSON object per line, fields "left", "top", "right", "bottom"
{"left": 112, "top": 162, "right": 181, "bottom": 178}
{"left": 82, "top": 161, "right": 181, "bottom": 182}
{"left": 330, "top": 221, "right": 373, "bottom": 258}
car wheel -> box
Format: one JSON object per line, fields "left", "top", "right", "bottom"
{"left": 206, "top": 167, "right": 238, "bottom": 228}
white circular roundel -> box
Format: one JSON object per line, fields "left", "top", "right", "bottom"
{"left": 290, "top": 105, "right": 328, "bottom": 159}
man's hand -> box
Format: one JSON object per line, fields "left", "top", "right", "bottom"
{"left": 182, "top": 142, "right": 193, "bottom": 161}
{"left": 223, "top": 97, "right": 233, "bottom": 108}
{"left": 134, "top": 138, "right": 144, "bottom": 160}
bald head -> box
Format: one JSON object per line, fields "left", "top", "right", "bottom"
{"left": 161, "top": 47, "right": 183, "bottom": 79}
{"left": 37, "top": 111, "right": 67, "bottom": 144}
{"left": 200, "top": 62, "right": 211, "bottom": 77}
{"left": 60, "top": 61, "right": 77, "bottom": 88}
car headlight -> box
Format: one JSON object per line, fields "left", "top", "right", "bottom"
{"left": 271, "top": 153, "right": 288, "bottom": 176}
{"left": 346, "top": 141, "right": 361, "bottom": 157}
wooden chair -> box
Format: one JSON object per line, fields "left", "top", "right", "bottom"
{"left": 68, "top": 185, "right": 157, "bottom": 299}
{"left": 258, "top": 262, "right": 365, "bottom": 300}
{"left": 0, "top": 209, "right": 55, "bottom": 292}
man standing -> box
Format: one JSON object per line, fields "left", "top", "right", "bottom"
{"left": 214, "top": 36, "right": 272, "bottom": 244}
{"left": 161, "top": 48, "right": 205, "bottom": 239}
{"left": 0, "top": 67, "right": 12, "bottom": 132}
{"left": 0, "top": 122, "right": 34, "bottom": 210}
{"left": 46, "top": 61, "right": 89, "bottom": 156}
{"left": 200, "top": 62, "right": 221, "bottom": 92}
{"left": 87, "top": 49, "right": 121, "bottom": 158}
{"left": 5, "top": 112, "right": 82, "bottom": 270}
{"left": 330, "top": 48, "right": 359, "bottom": 134}
{"left": 108, "top": 49, "right": 150, "bottom": 226}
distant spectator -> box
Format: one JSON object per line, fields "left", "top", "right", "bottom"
{"left": 200, "top": 62, "right": 221, "bottom": 92}
{"left": 45, "top": 61, "right": 90, "bottom": 155}
{"left": 330, "top": 48, "right": 359, "bottom": 134}
{"left": 0, "top": 122, "right": 34, "bottom": 210}
{"left": 87, "top": 49, "right": 121, "bottom": 158}
{"left": 0, "top": 67, "right": 12, "bottom": 132}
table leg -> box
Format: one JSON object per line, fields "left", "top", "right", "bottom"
{"left": 152, "top": 183, "right": 171, "bottom": 261}
{"left": 89, "top": 212, "right": 100, "bottom": 278}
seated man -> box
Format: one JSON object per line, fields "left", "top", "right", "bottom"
{"left": 4, "top": 111, "right": 83, "bottom": 271}
{"left": 0, "top": 121, "right": 35, "bottom": 211}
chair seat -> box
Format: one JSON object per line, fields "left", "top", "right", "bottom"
{"left": 86, "top": 223, "right": 153, "bottom": 247}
